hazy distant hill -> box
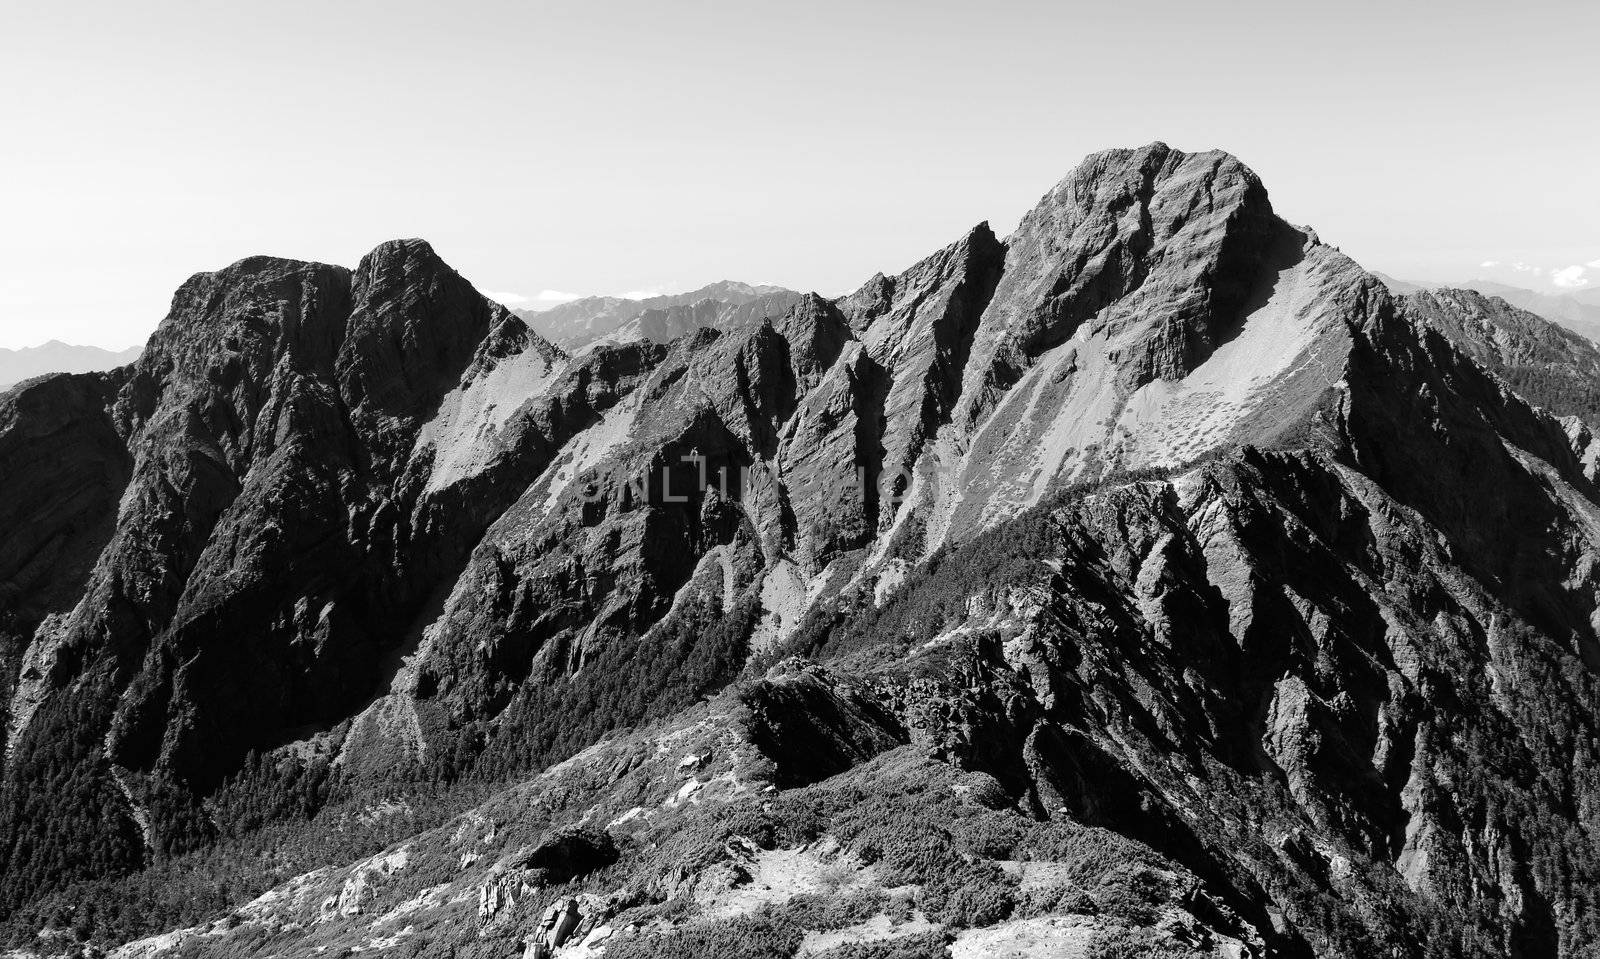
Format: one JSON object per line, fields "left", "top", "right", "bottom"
{"left": 0, "top": 340, "right": 141, "bottom": 390}
{"left": 513, "top": 280, "right": 801, "bottom": 350}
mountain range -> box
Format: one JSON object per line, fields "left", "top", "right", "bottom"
{"left": 0, "top": 341, "right": 142, "bottom": 392}
{"left": 514, "top": 281, "right": 804, "bottom": 352}
{"left": 3, "top": 143, "right": 1600, "bottom": 959}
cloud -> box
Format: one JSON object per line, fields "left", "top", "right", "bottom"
{"left": 481, "top": 289, "right": 588, "bottom": 310}
{"left": 488, "top": 285, "right": 695, "bottom": 307}
{"left": 534, "top": 289, "right": 583, "bottom": 304}
{"left": 1476, "top": 256, "right": 1600, "bottom": 290}
{"left": 1551, "top": 265, "right": 1591, "bottom": 289}
{"left": 616, "top": 283, "right": 680, "bottom": 300}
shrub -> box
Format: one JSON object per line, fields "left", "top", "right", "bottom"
{"left": 812, "top": 931, "right": 957, "bottom": 959}
{"left": 604, "top": 912, "right": 801, "bottom": 959}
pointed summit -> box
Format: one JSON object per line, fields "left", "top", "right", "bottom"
{"left": 338, "top": 239, "right": 512, "bottom": 434}
{"left": 772, "top": 292, "right": 851, "bottom": 384}
{"left": 956, "top": 143, "right": 1278, "bottom": 430}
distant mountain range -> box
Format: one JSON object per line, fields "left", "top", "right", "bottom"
{"left": 0, "top": 341, "right": 140, "bottom": 390}
{"left": 1376, "top": 273, "right": 1600, "bottom": 341}
{"left": 513, "top": 280, "right": 802, "bottom": 351}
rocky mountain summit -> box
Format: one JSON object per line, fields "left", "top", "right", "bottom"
{"left": 3, "top": 144, "right": 1600, "bottom": 959}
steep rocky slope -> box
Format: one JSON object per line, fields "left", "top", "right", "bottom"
{"left": 4, "top": 144, "right": 1600, "bottom": 958}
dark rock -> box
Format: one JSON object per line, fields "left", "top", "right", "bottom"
{"left": 513, "top": 826, "right": 620, "bottom": 884}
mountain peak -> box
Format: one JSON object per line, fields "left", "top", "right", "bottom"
{"left": 773, "top": 292, "right": 850, "bottom": 377}
{"left": 1030, "top": 142, "right": 1265, "bottom": 227}
{"left": 950, "top": 141, "right": 1279, "bottom": 443}
{"left": 686, "top": 279, "right": 782, "bottom": 299}
{"left": 353, "top": 237, "right": 450, "bottom": 283}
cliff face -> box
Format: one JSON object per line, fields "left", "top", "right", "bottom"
{"left": 4, "top": 145, "right": 1600, "bottom": 958}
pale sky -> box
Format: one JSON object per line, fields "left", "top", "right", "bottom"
{"left": 1, "top": 0, "right": 1595, "bottom": 349}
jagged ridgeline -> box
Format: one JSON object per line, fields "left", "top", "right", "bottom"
{"left": 2, "top": 143, "right": 1600, "bottom": 958}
